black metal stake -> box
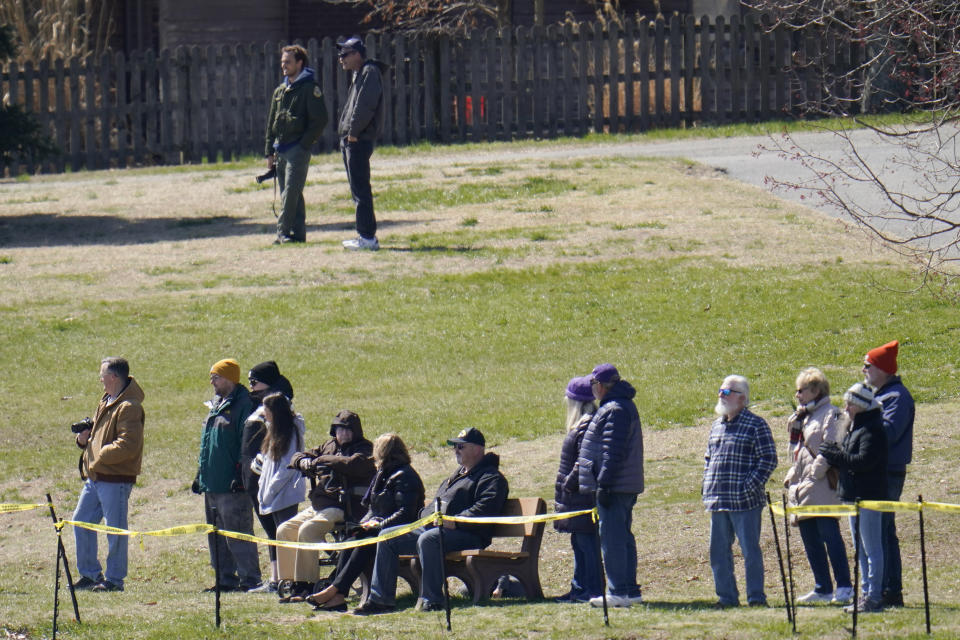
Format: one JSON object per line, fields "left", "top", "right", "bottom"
{"left": 46, "top": 492, "right": 80, "bottom": 634}
{"left": 436, "top": 498, "right": 452, "bottom": 631}
{"left": 210, "top": 506, "right": 221, "bottom": 628}
{"left": 918, "top": 495, "right": 930, "bottom": 635}
{"left": 852, "top": 504, "right": 860, "bottom": 638}
{"left": 766, "top": 493, "right": 792, "bottom": 625}
{"left": 592, "top": 508, "right": 609, "bottom": 626}
{"left": 781, "top": 494, "right": 797, "bottom": 632}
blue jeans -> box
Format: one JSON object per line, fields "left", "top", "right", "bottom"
{"left": 569, "top": 531, "right": 603, "bottom": 598}
{"left": 709, "top": 507, "right": 766, "bottom": 605}
{"left": 204, "top": 492, "right": 261, "bottom": 588}
{"left": 342, "top": 139, "right": 376, "bottom": 239}
{"left": 598, "top": 493, "right": 641, "bottom": 597}
{"left": 797, "top": 517, "right": 851, "bottom": 594}
{"left": 882, "top": 472, "right": 905, "bottom": 596}
{"left": 73, "top": 479, "right": 133, "bottom": 587}
{"left": 368, "top": 525, "right": 485, "bottom": 606}
{"left": 851, "top": 508, "right": 885, "bottom": 601}
{"left": 277, "top": 145, "right": 310, "bottom": 240}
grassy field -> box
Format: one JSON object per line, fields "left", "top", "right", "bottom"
{"left": 2, "top": 131, "right": 960, "bottom": 639}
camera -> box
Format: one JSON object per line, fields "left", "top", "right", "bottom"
{"left": 255, "top": 166, "right": 277, "bottom": 184}
{"left": 70, "top": 417, "right": 93, "bottom": 434}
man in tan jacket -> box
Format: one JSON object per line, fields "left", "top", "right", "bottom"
{"left": 72, "top": 357, "right": 145, "bottom": 592}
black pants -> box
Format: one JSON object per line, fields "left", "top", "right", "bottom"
{"left": 342, "top": 138, "right": 376, "bottom": 239}
{"left": 330, "top": 529, "right": 376, "bottom": 594}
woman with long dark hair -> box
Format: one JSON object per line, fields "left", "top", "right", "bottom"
{"left": 255, "top": 392, "right": 305, "bottom": 589}
{"left": 305, "top": 432, "right": 424, "bottom": 612}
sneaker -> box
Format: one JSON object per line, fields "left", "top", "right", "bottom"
{"left": 554, "top": 591, "right": 591, "bottom": 603}
{"left": 832, "top": 586, "right": 854, "bottom": 604}
{"left": 74, "top": 575, "right": 103, "bottom": 590}
{"left": 246, "top": 581, "right": 278, "bottom": 594}
{"left": 342, "top": 236, "right": 379, "bottom": 251}
{"left": 91, "top": 580, "right": 123, "bottom": 592}
{"left": 844, "top": 597, "right": 884, "bottom": 613}
{"left": 796, "top": 590, "right": 834, "bottom": 604}
{"left": 589, "top": 594, "right": 632, "bottom": 608}
{"left": 713, "top": 600, "right": 738, "bottom": 609}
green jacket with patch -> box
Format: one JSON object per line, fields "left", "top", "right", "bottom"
{"left": 264, "top": 67, "right": 328, "bottom": 156}
{"left": 196, "top": 385, "right": 253, "bottom": 493}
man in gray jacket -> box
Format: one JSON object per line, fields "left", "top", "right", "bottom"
{"left": 336, "top": 36, "right": 388, "bottom": 251}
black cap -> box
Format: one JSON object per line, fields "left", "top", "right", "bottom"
{"left": 447, "top": 427, "right": 485, "bottom": 447}
{"left": 336, "top": 36, "right": 366, "bottom": 58}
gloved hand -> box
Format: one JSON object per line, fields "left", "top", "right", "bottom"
{"left": 230, "top": 478, "right": 244, "bottom": 493}
{"left": 191, "top": 478, "right": 202, "bottom": 495}
{"left": 818, "top": 441, "right": 840, "bottom": 463}
{"left": 289, "top": 452, "right": 312, "bottom": 472}
{"left": 596, "top": 487, "right": 612, "bottom": 508}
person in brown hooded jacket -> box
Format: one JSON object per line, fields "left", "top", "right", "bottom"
{"left": 72, "top": 357, "right": 145, "bottom": 592}
{"left": 274, "top": 409, "right": 374, "bottom": 601}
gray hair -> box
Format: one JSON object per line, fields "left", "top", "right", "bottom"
{"left": 101, "top": 357, "right": 129, "bottom": 380}
{"left": 722, "top": 374, "right": 750, "bottom": 405}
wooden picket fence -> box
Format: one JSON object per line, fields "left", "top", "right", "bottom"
{"left": 1, "top": 15, "right": 857, "bottom": 175}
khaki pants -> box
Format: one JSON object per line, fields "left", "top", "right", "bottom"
{"left": 276, "top": 505, "right": 344, "bottom": 583}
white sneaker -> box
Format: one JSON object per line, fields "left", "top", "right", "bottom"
{"left": 342, "top": 236, "right": 379, "bottom": 251}
{"left": 832, "top": 586, "right": 854, "bottom": 604}
{"left": 589, "top": 594, "right": 633, "bottom": 608}
{"left": 796, "top": 590, "right": 833, "bottom": 604}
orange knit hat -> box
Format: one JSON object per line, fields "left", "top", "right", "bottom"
{"left": 865, "top": 340, "right": 898, "bottom": 375}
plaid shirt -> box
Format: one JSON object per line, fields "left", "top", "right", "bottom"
{"left": 702, "top": 408, "right": 777, "bottom": 512}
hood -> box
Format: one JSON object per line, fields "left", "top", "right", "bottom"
{"left": 109, "top": 376, "right": 145, "bottom": 405}
{"left": 286, "top": 66, "right": 317, "bottom": 88}
{"left": 474, "top": 452, "right": 500, "bottom": 471}
{"left": 362, "top": 59, "right": 390, "bottom": 73}
{"left": 602, "top": 379, "right": 636, "bottom": 402}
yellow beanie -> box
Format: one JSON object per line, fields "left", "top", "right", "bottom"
{"left": 210, "top": 358, "right": 240, "bottom": 384}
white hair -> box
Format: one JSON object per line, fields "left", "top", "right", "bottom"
{"left": 722, "top": 374, "right": 750, "bottom": 405}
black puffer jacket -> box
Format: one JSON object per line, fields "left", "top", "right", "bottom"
{"left": 421, "top": 453, "right": 509, "bottom": 547}
{"left": 360, "top": 463, "right": 426, "bottom": 531}
{"left": 554, "top": 414, "right": 596, "bottom": 534}
{"left": 820, "top": 408, "right": 888, "bottom": 503}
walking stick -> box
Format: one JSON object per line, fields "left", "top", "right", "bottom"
{"left": 592, "top": 506, "right": 609, "bottom": 626}
{"left": 47, "top": 492, "right": 80, "bottom": 638}
{"left": 765, "top": 493, "right": 791, "bottom": 625}
{"left": 210, "top": 505, "right": 221, "bottom": 628}
{"left": 852, "top": 503, "right": 860, "bottom": 638}
{"left": 781, "top": 494, "right": 797, "bottom": 632}
{"left": 436, "top": 498, "right": 452, "bottom": 631}
{"left": 918, "top": 495, "right": 931, "bottom": 635}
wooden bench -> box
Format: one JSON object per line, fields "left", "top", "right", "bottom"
{"left": 397, "top": 497, "right": 547, "bottom": 604}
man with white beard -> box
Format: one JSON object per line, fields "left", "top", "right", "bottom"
{"left": 702, "top": 375, "right": 777, "bottom": 608}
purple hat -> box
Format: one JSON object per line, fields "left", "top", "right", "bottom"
{"left": 565, "top": 376, "right": 594, "bottom": 403}
{"left": 591, "top": 363, "right": 620, "bottom": 384}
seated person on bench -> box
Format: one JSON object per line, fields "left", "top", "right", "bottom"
{"left": 306, "top": 432, "right": 425, "bottom": 612}
{"left": 276, "top": 410, "right": 374, "bottom": 602}
{"left": 353, "top": 427, "right": 509, "bottom": 614}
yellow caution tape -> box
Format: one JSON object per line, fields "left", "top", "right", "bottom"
{"left": 441, "top": 508, "right": 595, "bottom": 525}
{"left": 62, "top": 520, "right": 139, "bottom": 536}
{"left": 0, "top": 502, "right": 49, "bottom": 514}
{"left": 922, "top": 501, "right": 960, "bottom": 514}
{"left": 859, "top": 500, "right": 921, "bottom": 513}
{"left": 783, "top": 504, "right": 859, "bottom": 517}
{"left": 141, "top": 524, "right": 216, "bottom": 537}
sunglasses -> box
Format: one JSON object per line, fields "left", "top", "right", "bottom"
{"left": 862, "top": 363, "right": 873, "bottom": 370}
{"left": 718, "top": 388, "right": 742, "bottom": 397}
{"left": 338, "top": 51, "right": 354, "bottom": 60}
{"left": 452, "top": 443, "right": 466, "bottom": 450}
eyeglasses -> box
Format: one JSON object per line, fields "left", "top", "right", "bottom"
{"left": 862, "top": 363, "right": 873, "bottom": 370}
{"left": 718, "top": 388, "right": 742, "bottom": 397}
{"left": 795, "top": 387, "right": 809, "bottom": 394}
{"left": 338, "top": 51, "right": 354, "bottom": 60}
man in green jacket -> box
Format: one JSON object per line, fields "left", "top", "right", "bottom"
{"left": 192, "top": 358, "right": 260, "bottom": 591}
{"left": 264, "top": 44, "right": 328, "bottom": 244}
